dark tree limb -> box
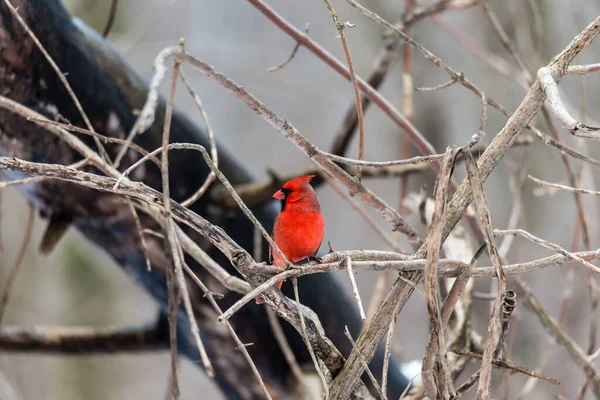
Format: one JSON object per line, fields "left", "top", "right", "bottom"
{"left": 0, "top": 324, "right": 166, "bottom": 354}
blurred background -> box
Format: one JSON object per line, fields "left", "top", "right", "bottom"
{"left": 2, "top": 0, "right": 600, "bottom": 398}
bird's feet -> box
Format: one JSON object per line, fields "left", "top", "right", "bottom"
{"left": 293, "top": 256, "right": 323, "bottom": 266}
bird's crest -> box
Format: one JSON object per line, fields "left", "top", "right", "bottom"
{"left": 284, "top": 175, "right": 315, "bottom": 187}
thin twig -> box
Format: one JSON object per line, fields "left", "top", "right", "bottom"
{"left": 422, "top": 148, "right": 458, "bottom": 399}
{"left": 495, "top": 228, "right": 600, "bottom": 275}
{"left": 465, "top": 153, "right": 506, "bottom": 399}
{"left": 268, "top": 23, "right": 311, "bottom": 72}
{"left": 127, "top": 200, "right": 152, "bottom": 271}
{"left": 160, "top": 46, "right": 183, "bottom": 399}
{"left": 102, "top": 0, "right": 119, "bottom": 37}
{"left": 265, "top": 307, "right": 305, "bottom": 384}
{"left": 0, "top": 158, "right": 90, "bottom": 189}
{"left": 161, "top": 44, "right": 214, "bottom": 380}
{"left": 481, "top": 3, "right": 533, "bottom": 82}
{"left": 516, "top": 278, "right": 600, "bottom": 395}
{"left": 381, "top": 290, "right": 408, "bottom": 399}
{"left": 344, "top": 256, "right": 365, "bottom": 321}
{"left": 322, "top": 0, "right": 365, "bottom": 180}
{"left": 519, "top": 221, "right": 580, "bottom": 397}
{"left": 179, "top": 70, "right": 218, "bottom": 208}
{"left": 26, "top": 117, "right": 158, "bottom": 166}
{"left": 530, "top": 174, "right": 600, "bottom": 196}
{"left": 293, "top": 278, "right": 329, "bottom": 399}
{"left": 114, "top": 46, "right": 181, "bottom": 167}
{"left": 450, "top": 349, "right": 560, "bottom": 385}
{"left": 415, "top": 76, "right": 460, "bottom": 92}
{"left": 0, "top": 324, "right": 166, "bottom": 353}
{"left": 567, "top": 63, "right": 600, "bottom": 75}
{"left": 399, "top": 0, "right": 415, "bottom": 214}
{"left": 343, "top": 326, "right": 385, "bottom": 399}
{"left": 182, "top": 262, "right": 272, "bottom": 399}
{"left": 538, "top": 67, "right": 600, "bottom": 138}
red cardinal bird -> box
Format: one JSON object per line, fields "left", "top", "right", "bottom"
{"left": 256, "top": 175, "right": 325, "bottom": 304}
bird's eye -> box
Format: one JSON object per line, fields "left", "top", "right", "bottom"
{"left": 281, "top": 188, "right": 293, "bottom": 196}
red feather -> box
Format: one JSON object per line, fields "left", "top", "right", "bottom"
{"left": 256, "top": 175, "right": 324, "bottom": 304}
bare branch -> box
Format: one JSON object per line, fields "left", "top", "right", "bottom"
{"left": 268, "top": 23, "right": 311, "bottom": 72}
{"left": 293, "top": 278, "right": 330, "bottom": 399}
{"left": 344, "top": 256, "right": 366, "bottom": 321}
{"left": 179, "top": 70, "right": 218, "bottom": 208}
{"left": 538, "top": 67, "right": 600, "bottom": 138}
{"left": 422, "top": 148, "right": 458, "bottom": 399}
{"left": 450, "top": 349, "right": 560, "bottom": 385}
{"left": 343, "top": 327, "right": 385, "bottom": 399}
{"left": 517, "top": 278, "right": 600, "bottom": 395}
{"left": 495, "top": 228, "right": 600, "bottom": 275}
{"left": 465, "top": 153, "right": 506, "bottom": 399}
{"left": 567, "top": 63, "right": 600, "bottom": 75}
{"left": 160, "top": 47, "right": 184, "bottom": 398}
{"left": 322, "top": 0, "right": 365, "bottom": 179}
{"left": 0, "top": 325, "right": 165, "bottom": 353}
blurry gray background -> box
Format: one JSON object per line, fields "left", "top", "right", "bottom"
{"left": 2, "top": 0, "right": 600, "bottom": 399}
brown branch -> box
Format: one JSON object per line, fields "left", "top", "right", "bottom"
{"left": 450, "top": 350, "right": 560, "bottom": 385}
{"left": 495, "top": 228, "right": 600, "bottom": 275}
{"left": 516, "top": 278, "right": 600, "bottom": 395}
{"left": 292, "top": 278, "right": 331, "bottom": 399}
{"left": 102, "top": 0, "right": 119, "bottom": 37}
{"left": 113, "top": 46, "right": 181, "bottom": 167}
{"left": 422, "top": 148, "right": 458, "bottom": 399}
{"left": 160, "top": 44, "right": 184, "bottom": 398}
{"left": 344, "top": 256, "right": 366, "bottom": 321}
{"left": 268, "top": 23, "right": 311, "bottom": 72}
{"left": 179, "top": 70, "right": 218, "bottom": 208}
{"left": 322, "top": 0, "right": 365, "bottom": 180}
{"left": 465, "top": 153, "right": 506, "bottom": 398}
{"left": 343, "top": 327, "right": 385, "bottom": 399}
{"left": 538, "top": 67, "right": 600, "bottom": 137}
{"left": 328, "top": 277, "right": 416, "bottom": 399}
{"left": 265, "top": 307, "right": 305, "bottom": 386}
{"left": 0, "top": 325, "right": 165, "bottom": 353}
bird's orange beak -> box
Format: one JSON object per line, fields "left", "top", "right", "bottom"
{"left": 273, "top": 189, "right": 285, "bottom": 200}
